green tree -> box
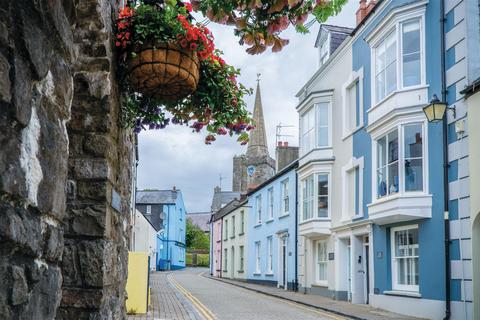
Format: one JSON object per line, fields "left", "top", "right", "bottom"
{"left": 186, "top": 218, "right": 210, "bottom": 250}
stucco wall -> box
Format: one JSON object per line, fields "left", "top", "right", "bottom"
{"left": 221, "top": 205, "right": 248, "bottom": 280}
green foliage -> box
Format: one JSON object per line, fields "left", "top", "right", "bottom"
{"left": 197, "top": 254, "right": 210, "bottom": 267}
{"left": 186, "top": 218, "right": 210, "bottom": 250}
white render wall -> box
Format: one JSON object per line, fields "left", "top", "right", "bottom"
{"left": 297, "top": 42, "right": 354, "bottom": 295}
{"left": 133, "top": 209, "right": 157, "bottom": 270}
{"left": 221, "top": 205, "right": 248, "bottom": 280}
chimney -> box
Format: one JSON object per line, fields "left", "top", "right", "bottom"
{"left": 366, "top": 0, "right": 376, "bottom": 15}
{"left": 172, "top": 185, "right": 176, "bottom": 191}
{"left": 275, "top": 142, "right": 299, "bottom": 172}
{"left": 356, "top": 0, "right": 367, "bottom": 25}
{"left": 214, "top": 186, "right": 221, "bottom": 194}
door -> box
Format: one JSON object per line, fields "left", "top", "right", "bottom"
{"left": 282, "top": 241, "right": 287, "bottom": 288}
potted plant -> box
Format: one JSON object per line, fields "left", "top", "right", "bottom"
{"left": 115, "top": 0, "right": 254, "bottom": 144}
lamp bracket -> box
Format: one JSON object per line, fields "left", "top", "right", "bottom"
{"left": 447, "top": 105, "right": 456, "bottom": 119}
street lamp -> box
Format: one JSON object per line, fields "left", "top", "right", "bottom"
{"left": 422, "top": 94, "right": 455, "bottom": 122}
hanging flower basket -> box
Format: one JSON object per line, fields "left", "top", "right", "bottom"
{"left": 129, "top": 42, "right": 200, "bottom": 101}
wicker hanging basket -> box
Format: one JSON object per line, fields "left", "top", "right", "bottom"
{"left": 128, "top": 42, "right": 200, "bottom": 102}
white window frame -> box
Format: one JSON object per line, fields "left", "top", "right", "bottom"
{"left": 299, "top": 100, "right": 332, "bottom": 156}
{"left": 224, "top": 248, "right": 228, "bottom": 272}
{"left": 316, "top": 240, "right": 328, "bottom": 285}
{"left": 301, "top": 172, "right": 331, "bottom": 222}
{"left": 255, "top": 242, "right": 261, "bottom": 274}
{"left": 239, "top": 245, "right": 244, "bottom": 272}
{"left": 267, "top": 187, "right": 274, "bottom": 220}
{"left": 231, "top": 215, "right": 236, "bottom": 237}
{"left": 267, "top": 236, "right": 273, "bottom": 274}
{"left": 319, "top": 32, "right": 330, "bottom": 67}
{"left": 240, "top": 210, "right": 245, "bottom": 234}
{"left": 369, "top": 8, "right": 426, "bottom": 107}
{"left": 342, "top": 67, "right": 364, "bottom": 139}
{"left": 341, "top": 157, "right": 364, "bottom": 220}
{"left": 281, "top": 179, "right": 289, "bottom": 216}
{"left": 256, "top": 194, "right": 262, "bottom": 225}
{"left": 146, "top": 205, "right": 151, "bottom": 214}
{"left": 391, "top": 224, "right": 419, "bottom": 292}
{"left": 371, "top": 120, "right": 428, "bottom": 202}
{"left": 224, "top": 219, "right": 228, "bottom": 240}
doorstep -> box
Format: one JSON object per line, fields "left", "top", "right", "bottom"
{"left": 204, "top": 275, "right": 423, "bottom": 320}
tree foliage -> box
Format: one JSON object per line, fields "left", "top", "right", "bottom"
{"left": 186, "top": 218, "right": 210, "bottom": 249}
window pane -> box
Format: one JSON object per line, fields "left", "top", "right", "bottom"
{"left": 388, "top": 161, "right": 399, "bottom": 194}
{"left": 386, "top": 33, "right": 397, "bottom": 65}
{"left": 317, "top": 103, "right": 328, "bottom": 126}
{"left": 376, "top": 45, "right": 385, "bottom": 72}
{"left": 318, "top": 127, "right": 328, "bottom": 147}
{"left": 386, "top": 62, "right": 397, "bottom": 95}
{"left": 318, "top": 175, "right": 328, "bottom": 218}
{"left": 403, "top": 52, "right": 420, "bottom": 87}
{"left": 404, "top": 124, "right": 423, "bottom": 158}
{"left": 403, "top": 21, "right": 420, "bottom": 55}
{"left": 388, "top": 131, "right": 399, "bottom": 163}
{"left": 378, "top": 136, "right": 387, "bottom": 168}
{"left": 376, "top": 72, "right": 386, "bottom": 102}
{"left": 402, "top": 20, "right": 420, "bottom": 87}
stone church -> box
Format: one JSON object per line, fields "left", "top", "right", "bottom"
{"left": 232, "top": 81, "right": 275, "bottom": 193}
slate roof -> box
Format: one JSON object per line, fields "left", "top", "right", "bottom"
{"left": 211, "top": 199, "right": 246, "bottom": 222}
{"left": 186, "top": 212, "right": 211, "bottom": 232}
{"left": 136, "top": 190, "right": 178, "bottom": 204}
{"left": 210, "top": 191, "right": 240, "bottom": 212}
{"left": 315, "top": 24, "right": 353, "bottom": 55}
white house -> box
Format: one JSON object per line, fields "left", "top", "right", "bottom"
{"left": 132, "top": 209, "right": 157, "bottom": 270}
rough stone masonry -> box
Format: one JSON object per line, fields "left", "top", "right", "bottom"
{"left": 0, "top": 1, "right": 135, "bottom": 319}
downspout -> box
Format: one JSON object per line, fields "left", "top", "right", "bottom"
{"left": 440, "top": 0, "right": 451, "bottom": 318}
{"left": 294, "top": 171, "right": 299, "bottom": 292}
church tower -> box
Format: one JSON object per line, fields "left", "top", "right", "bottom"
{"left": 232, "top": 77, "right": 275, "bottom": 193}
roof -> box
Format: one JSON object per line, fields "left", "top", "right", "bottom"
{"left": 351, "top": 0, "right": 385, "bottom": 36}
{"left": 211, "top": 190, "right": 241, "bottom": 212}
{"left": 211, "top": 198, "right": 247, "bottom": 222}
{"left": 186, "top": 212, "right": 211, "bottom": 232}
{"left": 136, "top": 190, "right": 178, "bottom": 204}
{"left": 315, "top": 24, "right": 353, "bottom": 49}
{"left": 247, "top": 160, "right": 299, "bottom": 196}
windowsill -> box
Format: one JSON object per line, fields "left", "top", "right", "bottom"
{"left": 253, "top": 272, "right": 261, "bottom": 276}
{"left": 230, "top": 236, "right": 235, "bottom": 239}
{"left": 384, "top": 290, "right": 421, "bottom": 298}
{"left": 223, "top": 239, "right": 228, "bottom": 241}
{"left": 216, "top": 240, "right": 222, "bottom": 243}
{"left": 370, "top": 84, "right": 429, "bottom": 112}
{"left": 278, "top": 213, "right": 290, "bottom": 219}
{"left": 238, "top": 232, "right": 245, "bottom": 236}
{"left": 254, "top": 223, "right": 262, "bottom": 228}
{"left": 222, "top": 270, "right": 228, "bottom": 273}
{"left": 265, "top": 272, "right": 274, "bottom": 277}
{"left": 265, "top": 219, "right": 274, "bottom": 224}
{"left": 237, "top": 270, "right": 244, "bottom": 273}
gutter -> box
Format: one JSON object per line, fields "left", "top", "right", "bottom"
{"left": 440, "top": 0, "right": 451, "bottom": 318}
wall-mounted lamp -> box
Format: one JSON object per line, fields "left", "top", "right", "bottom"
{"left": 422, "top": 94, "right": 456, "bottom": 122}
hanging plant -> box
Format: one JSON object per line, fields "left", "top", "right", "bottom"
{"left": 192, "top": 0, "right": 348, "bottom": 54}
{"left": 115, "top": 0, "right": 254, "bottom": 144}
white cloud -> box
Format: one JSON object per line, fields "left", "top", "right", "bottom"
{"left": 137, "top": 2, "right": 358, "bottom": 212}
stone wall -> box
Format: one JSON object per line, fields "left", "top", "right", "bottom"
{"left": 0, "top": 0, "right": 135, "bottom": 319}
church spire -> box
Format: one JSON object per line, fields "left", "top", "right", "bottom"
{"left": 246, "top": 75, "right": 269, "bottom": 158}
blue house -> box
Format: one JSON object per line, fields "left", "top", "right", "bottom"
{"left": 349, "top": 0, "right": 446, "bottom": 318}
{"left": 136, "top": 189, "right": 186, "bottom": 270}
{"left": 247, "top": 161, "right": 298, "bottom": 290}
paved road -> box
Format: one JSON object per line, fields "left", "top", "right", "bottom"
{"left": 169, "top": 268, "right": 350, "bottom": 320}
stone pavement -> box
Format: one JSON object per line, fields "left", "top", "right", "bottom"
{"left": 127, "top": 272, "right": 200, "bottom": 320}
{"left": 206, "top": 275, "right": 424, "bottom": 320}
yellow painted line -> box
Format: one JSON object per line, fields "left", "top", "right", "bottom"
{"left": 168, "top": 275, "right": 216, "bottom": 320}
{"left": 200, "top": 273, "right": 345, "bottom": 320}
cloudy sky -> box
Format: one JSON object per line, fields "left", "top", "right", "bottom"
{"left": 137, "top": 1, "right": 358, "bottom": 213}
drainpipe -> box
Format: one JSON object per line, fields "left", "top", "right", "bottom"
{"left": 440, "top": 0, "right": 451, "bottom": 318}
{"left": 294, "top": 171, "right": 299, "bottom": 292}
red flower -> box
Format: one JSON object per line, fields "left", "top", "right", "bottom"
{"left": 115, "top": 41, "right": 121, "bottom": 47}
{"left": 180, "top": 39, "right": 188, "bottom": 48}
{"left": 190, "top": 43, "right": 198, "bottom": 51}
{"left": 184, "top": 2, "right": 193, "bottom": 12}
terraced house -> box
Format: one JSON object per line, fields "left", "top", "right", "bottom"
{"left": 296, "top": 0, "right": 480, "bottom": 319}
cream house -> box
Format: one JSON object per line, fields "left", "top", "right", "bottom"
{"left": 221, "top": 199, "right": 248, "bottom": 280}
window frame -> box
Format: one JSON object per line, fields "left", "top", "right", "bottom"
{"left": 281, "top": 178, "right": 290, "bottom": 216}
{"left": 342, "top": 67, "right": 364, "bottom": 138}
{"left": 299, "top": 100, "right": 332, "bottom": 156}
{"left": 255, "top": 241, "right": 261, "bottom": 274}
{"left": 224, "top": 219, "right": 228, "bottom": 241}
{"left": 223, "top": 247, "right": 228, "bottom": 272}
{"left": 301, "top": 172, "right": 331, "bottom": 222}
{"left": 267, "top": 236, "right": 273, "bottom": 274}
{"left": 239, "top": 245, "right": 244, "bottom": 272}
{"left": 231, "top": 215, "right": 236, "bottom": 238}
{"left": 255, "top": 194, "right": 262, "bottom": 225}
{"left": 240, "top": 210, "right": 245, "bottom": 234}
{"left": 342, "top": 157, "right": 364, "bottom": 220}
{"left": 370, "top": 13, "right": 426, "bottom": 106}
{"left": 267, "top": 187, "right": 274, "bottom": 220}
{"left": 372, "top": 121, "right": 428, "bottom": 202}
{"left": 316, "top": 240, "right": 328, "bottom": 285}
{"left": 391, "top": 224, "right": 419, "bottom": 292}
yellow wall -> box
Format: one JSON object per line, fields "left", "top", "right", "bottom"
{"left": 467, "top": 92, "right": 480, "bottom": 319}
{"left": 125, "top": 252, "right": 149, "bottom": 314}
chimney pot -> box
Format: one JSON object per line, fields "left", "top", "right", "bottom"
{"left": 284, "top": 141, "right": 289, "bottom": 147}
{"left": 277, "top": 141, "right": 283, "bottom": 147}
{"left": 356, "top": 0, "right": 367, "bottom": 26}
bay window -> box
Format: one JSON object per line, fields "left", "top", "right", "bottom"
{"left": 302, "top": 173, "right": 329, "bottom": 221}
{"left": 391, "top": 225, "right": 419, "bottom": 292}
{"left": 373, "top": 18, "right": 423, "bottom": 104}
{"left": 300, "top": 102, "right": 330, "bottom": 155}
{"left": 376, "top": 123, "right": 424, "bottom": 199}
